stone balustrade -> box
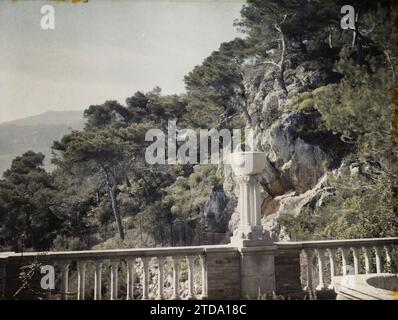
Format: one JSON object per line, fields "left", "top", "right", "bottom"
{"left": 275, "top": 237, "right": 398, "bottom": 296}
{"left": 0, "top": 246, "right": 223, "bottom": 300}
{"left": 1, "top": 237, "right": 397, "bottom": 300}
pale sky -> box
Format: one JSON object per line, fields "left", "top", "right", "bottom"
{"left": 0, "top": 0, "right": 244, "bottom": 123}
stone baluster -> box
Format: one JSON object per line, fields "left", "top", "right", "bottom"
{"left": 186, "top": 256, "right": 195, "bottom": 299}
{"left": 327, "top": 248, "right": 337, "bottom": 289}
{"left": 363, "top": 247, "right": 371, "bottom": 274}
{"left": 141, "top": 258, "right": 150, "bottom": 300}
{"left": 157, "top": 257, "right": 165, "bottom": 300}
{"left": 199, "top": 255, "right": 207, "bottom": 298}
{"left": 59, "top": 261, "right": 70, "bottom": 300}
{"left": 352, "top": 247, "right": 360, "bottom": 275}
{"left": 172, "top": 257, "right": 180, "bottom": 299}
{"left": 126, "top": 259, "right": 135, "bottom": 300}
{"left": 384, "top": 245, "right": 392, "bottom": 266}
{"left": 77, "top": 261, "right": 86, "bottom": 300}
{"left": 94, "top": 261, "right": 102, "bottom": 300}
{"left": 340, "top": 248, "right": 350, "bottom": 275}
{"left": 374, "top": 246, "right": 382, "bottom": 274}
{"left": 303, "top": 249, "right": 314, "bottom": 295}
{"left": 110, "top": 260, "right": 119, "bottom": 300}
{"left": 315, "top": 249, "right": 327, "bottom": 291}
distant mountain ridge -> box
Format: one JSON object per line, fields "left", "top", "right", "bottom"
{"left": 0, "top": 110, "right": 85, "bottom": 175}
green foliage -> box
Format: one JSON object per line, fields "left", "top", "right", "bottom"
{"left": 290, "top": 92, "right": 317, "bottom": 112}
{"left": 314, "top": 50, "right": 395, "bottom": 161}
{"left": 236, "top": 0, "right": 345, "bottom": 72}
{"left": 280, "top": 164, "right": 398, "bottom": 241}
{"left": 84, "top": 88, "right": 187, "bottom": 129}
{"left": 320, "top": 168, "right": 398, "bottom": 240}
{"left": 184, "top": 38, "right": 249, "bottom": 129}
{"left": 163, "top": 165, "right": 222, "bottom": 221}
{"left": 0, "top": 152, "right": 60, "bottom": 251}
{"left": 52, "top": 235, "right": 87, "bottom": 251}
{"left": 50, "top": 89, "right": 191, "bottom": 245}
{"left": 237, "top": 0, "right": 339, "bottom": 44}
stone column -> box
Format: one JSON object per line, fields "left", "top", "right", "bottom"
{"left": 230, "top": 171, "right": 271, "bottom": 247}
{"left": 229, "top": 151, "right": 276, "bottom": 298}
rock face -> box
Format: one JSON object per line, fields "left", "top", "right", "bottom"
{"left": 202, "top": 190, "right": 237, "bottom": 233}
{"left": 220, "top": 63, "right": 346, "bottom": 241}
{"left": 263, "top": 175, "right": 334, "bottom": 240}
{"left": 260, "top": 112, "right": 333, "bottom": 194}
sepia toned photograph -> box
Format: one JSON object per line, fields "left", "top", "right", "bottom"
{"left": 0, "top": 0, "right": 397, "bottom": 307}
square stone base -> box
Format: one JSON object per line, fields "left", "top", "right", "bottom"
{"left": 239, "top": 246, "right": 277, "bottom": 299}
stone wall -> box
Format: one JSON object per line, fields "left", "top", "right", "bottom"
{"left": 205, "top": 247, "right": 241, "bottom": 299}
{"left": 205, "top": 246, "right": 305, "bottom": 299}
{"left": 274, "top": 250, "right": 303, "bottom": 297}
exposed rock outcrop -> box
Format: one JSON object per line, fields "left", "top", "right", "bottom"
{"left": 202, "top": 190, "right": 236, "bottom": 233}
{"left": 263, "top": 175, "right": 334, "bottom": 240}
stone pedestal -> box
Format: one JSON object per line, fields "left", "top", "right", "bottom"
{"left": 229, "top": 151, "right": 276, "bottom": 298}
{"left": 205, "top": 247, "right": 241, "bottom": 299}
{"left": 239, "top": 246, "right": 276, "bottom": 298}
{"left": 229, "top": 152, "right": 272, "bottom": 247}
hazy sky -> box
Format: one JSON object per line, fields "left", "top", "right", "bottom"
{"left": 0, "top": 0, "right": 244, "bottom": 123}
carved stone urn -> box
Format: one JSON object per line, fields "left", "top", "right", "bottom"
{"left": 229, "top": 150, "right": 272, "bottom": 246}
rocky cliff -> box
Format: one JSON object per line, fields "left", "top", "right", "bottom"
{"left": 205, "top": 61, "right": 351, "bottom": 240}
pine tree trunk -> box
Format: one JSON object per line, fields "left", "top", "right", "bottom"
{"left": 100, "top": 164, "right": 124, "bottom": 240}
{"left": 392, "top": 87, "right": 398, "bottom": 215}
{"left": 108, "top": 184, "right": 124, "bottom": 240}
{"left": 139, "top": 215, "right": 143, "bottom": 245}
{"left": 276, "top": 21, "right": 288, "bottom": 95}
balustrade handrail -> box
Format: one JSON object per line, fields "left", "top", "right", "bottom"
{"left": 0, "top": 244, "right": 237, "bottom": 262}
{"left": 275, "top": 237, "right": 398, "bottom": 251}
{"left": 2, "top": 237, "right": 398, "bottom": 261}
